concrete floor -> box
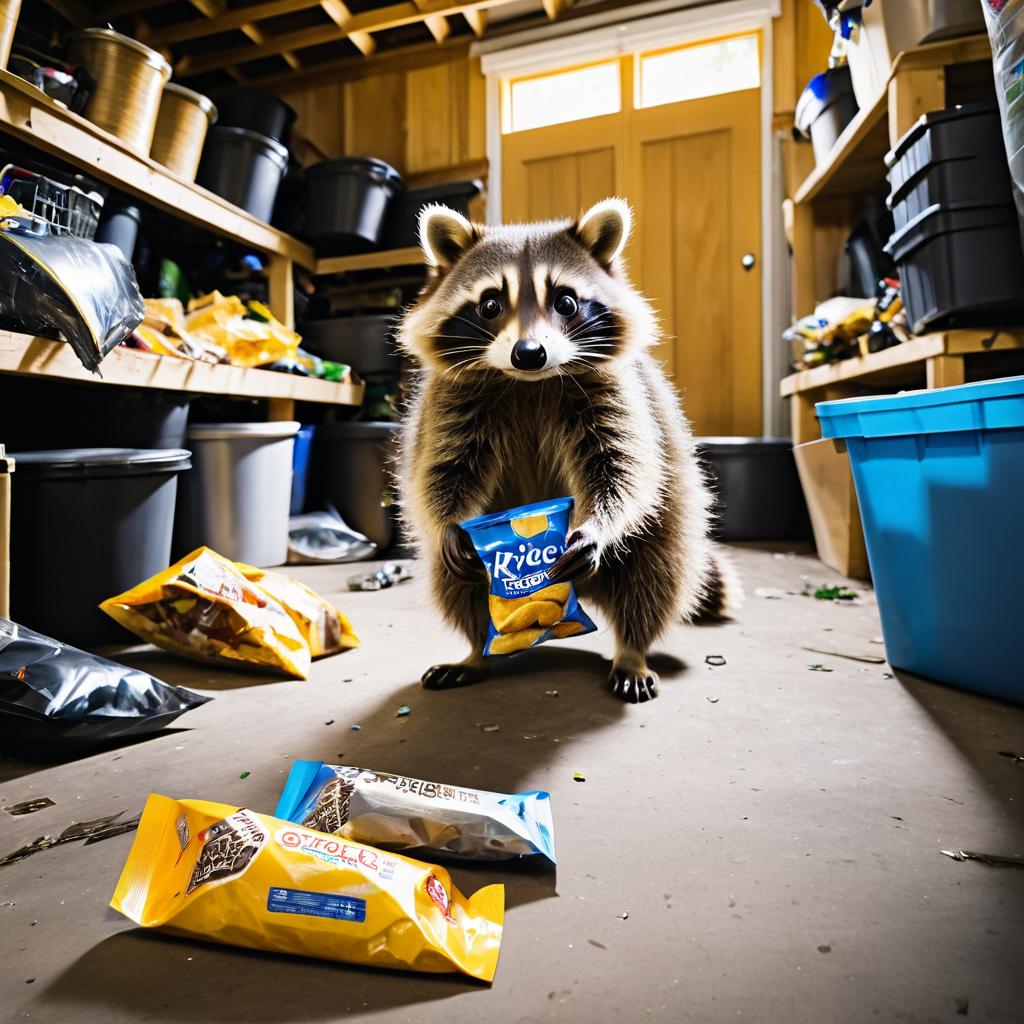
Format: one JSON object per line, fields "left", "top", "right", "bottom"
{"left": 1, "top": 545, "right": 1023, "bottom": 1023}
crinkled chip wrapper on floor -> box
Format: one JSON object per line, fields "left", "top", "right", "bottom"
{"left": 100, "top": 547, "right": 313, "bottom": 678}
{"left": 111, "top": 795, "right": 504, "bottom": 982}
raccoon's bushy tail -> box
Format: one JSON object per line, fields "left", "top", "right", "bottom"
{"left": 691, "top": 546, "right": 743, "bottom": 622}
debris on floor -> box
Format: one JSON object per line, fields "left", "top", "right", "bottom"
{"left": 239, "top": 771, "right": 251, "bottom": 779}
{"left": 705, "top": 655, "right": 727, "bottom": 667}
{"left": 808, "top": 664, "right": 834, "bottom": 672}
{"left": 754, "top": 587, "right": 787, "bottom": 599}
{"left": 802, "top": 645, "right": 886, "bottom": 664}
{"left": 481, "top": 723, "right": 500, "bottom": 732}
{"left": 3, "top": 797, "right": 55, "bottom": 816}
{"left": 811, "top": 584, "right": 858, "bottom": 601}
{"left": 707, "top": 696, "right": 720, "bottom": 703}
{"left": 395, "top": 705, "right": 411, "bottom": 717}
{"left": 347, "top": 563, "right": 412, "bottom": 592}
{"left": 998, "top": 750, "right": 1024, "bottom": 764}
{"left": 0, "top": 811, "right": 140, "bottom": 869}
{"left": 940, "top": 848, "right": 1024, "bottom": 869}
{"left": 573, "top": 771, "right": 586, "bottom": 783}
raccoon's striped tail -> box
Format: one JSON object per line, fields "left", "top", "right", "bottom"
{"left": 691, "top": 546, "right": 743, "bottom": 622}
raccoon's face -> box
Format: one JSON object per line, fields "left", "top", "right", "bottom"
{"left": 398, "top": 198, "right": 658, "bottom": 380}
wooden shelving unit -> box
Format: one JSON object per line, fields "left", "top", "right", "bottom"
{"left": 315, "top": 246, "right": 425, "bottom": 275}
{"left": 0, "top": 330, "right": 365, "bottom": 406}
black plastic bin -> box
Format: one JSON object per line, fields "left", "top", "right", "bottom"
{"left": 318, "top": 421, "right": 400, "bottom": 550}
{"left": 217, "top": 90, "right": 296, "bottom": 146}
{"left": 796, "top": 65, "right": 858, "bottom": 165}
{"left": 306, "top": 158, "right": 403, "bottom": 255}
{"left": 885, "top": 199, "right": 1024, "bottom": 333}
{"left": 0, "top": 380, "right": 190, "bottom": 450}
{"left": 696, "top": 437, "right": 811, "bottom": 542}
{"left": 383, "top": 179, "right": 482, "bottom": 249}
{"left": 886, "top": 104, "right": 1011, "bottom": 230}
{"left": 197, "top": 126, "right": 288, "bottom": 223}
{"left": 298, "top": 315, "right": 400, "bottom": 378}
{"left": 8, "top": 448, "right": 191, "bottom": 647}
{"left": 95, "top": 196, "right": 141, "bottom": 262}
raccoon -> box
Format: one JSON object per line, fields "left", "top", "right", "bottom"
{"left": 396, "top": 197, "right": 735, "bottom": 703}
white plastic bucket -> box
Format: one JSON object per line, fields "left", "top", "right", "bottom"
{"left": 174, "top": 421, "right": 299, "bottom": 566}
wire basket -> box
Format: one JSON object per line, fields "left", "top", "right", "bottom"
{"left": 0, "top": 164, "right": 104, "bottom": 239}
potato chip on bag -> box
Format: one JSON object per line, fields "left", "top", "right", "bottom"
{"left": 236, "top": 564, "right": 360, "bottom": 658}
{"left": 100, "top": 547, "right": 311, "bottom": 678}
{"left": 461, "top": 497, "right": 595, "bottom": 657}
{"left": 111, "top": 794, "right": 504, "bottom": 982}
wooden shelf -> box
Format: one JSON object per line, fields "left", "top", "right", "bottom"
{"left": 315, "top": 246, "right": 424, "bottom": 275}
{"left": 793, "top": 34, "right": 994, "bottom": 206}
{"left": 0, "top": 331, "right": 365, "bottom": 405}
{"left": 0, "top": 70, "right": 315, "bottom": 267}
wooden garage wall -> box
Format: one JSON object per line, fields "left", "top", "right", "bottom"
{"left": 279, "top": 48, "right": 487, "bottom": 181}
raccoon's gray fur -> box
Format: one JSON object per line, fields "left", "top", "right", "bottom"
{"left": 396, "top": 197, "right": 736, "bottom": 703}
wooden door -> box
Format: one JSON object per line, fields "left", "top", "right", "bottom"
{"left": 500, "top": 51, "right": 762, "bottom": 436}
{"left": 629, "top": 87, "right": 762, "bottom": 435}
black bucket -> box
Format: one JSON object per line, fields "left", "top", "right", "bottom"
{"left": 306, "top": 157, "right": 403, "bottom": 255}
{"left": 697, "top": 437, "right": 811, "bottom": 541}
{"left": 8, "top": 448, "right": 192, "bottom": 647}
{"left": 217, "top": 90, "right": 296, "bottom": 146}
{"left": 197, "top": 126, "right": 288, "bottom": 223}
{"left": 298, "top": 315, "right": 400, "bottom": 378}
{"left": 383, "top": 179, "right": 482, "bottom": 249}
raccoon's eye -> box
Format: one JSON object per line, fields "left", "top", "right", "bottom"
{"left": 478, "top": 292, "right": 503, "bottom": 320}
{"left": 554, "top": 290, "right": 578, "bottom": 318}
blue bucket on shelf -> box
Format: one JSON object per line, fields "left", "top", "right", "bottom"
{"left": 291, "top": 425, "right": 315, "bottom": 515}
{"left": 817, "top": 376, "right": 1024, "bottom": 703}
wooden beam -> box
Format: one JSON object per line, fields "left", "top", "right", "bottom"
{"left": 463, "top": 7, "right": 487, "bottom": 35}
{"left": 321, "top": 0, "right": 377, "bottom": 56}
{"left": 414, "top": 0, "right": 450, "bottom": 42}
{"left": 542, "top": 0, "right": 574, "bottom": 19}
{"left": 170, "top": 0, "right": 512, "bottom": 60}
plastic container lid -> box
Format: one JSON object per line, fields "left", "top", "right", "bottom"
{"left": 306, "top": 157, "right": 403, "bottom": 190}
{"left": 187, "top": 421, "right": 300, "bottom": 441}
{"left": 397, "top": 179, "right": 483, "bottom": 203}
{"left": 163, "top": 82, "right": 218, "bottom": 124}
{"left": 817, "top": 375, "right": 1024, "bottom": 440}
{"left": 10, "top": 448, "right": 191, "bottom": 478}
{"left": 884, "top": 103, "right": 999, "bottom": 169}
{"left": 319, "top": 420, "right": 400, "bottom": 440}
{"left": 204, "top": 126, "right": 289, "bottom": 170}
{"left": 67, "top": 28, "right": 172, "bottom": 79}
{"left": 884, "top": 199, "right": 1020, "bottom": 263}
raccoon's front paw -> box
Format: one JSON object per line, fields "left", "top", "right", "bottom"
{"left": 440, "top": 522, "right": 487, "bottom": 585}
{"left": 609, "top": 667, "right": 659, "bottom": 703}
{"left": 422, "top": 663, "right": 488, "bottom": 690}
{"left": 549, "top": 528, "right": 600, "bottom": 583}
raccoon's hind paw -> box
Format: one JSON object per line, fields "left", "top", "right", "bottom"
{"left": 440, "top": 522, "right": 487, "bottom": 585}
{"left": 609, "top": 666, "right": 659, "bottom": 703}
{"left": 422, "top": 662, "right": 488, "bottom": 690}
{"left": 549, "top": 528, "right": 599, "bottom": 583}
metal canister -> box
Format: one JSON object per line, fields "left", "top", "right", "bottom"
{"left": 150, "top": 82, "right": 217, "bottom": 181}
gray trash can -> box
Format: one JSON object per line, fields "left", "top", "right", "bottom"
{"left": 175, "top": 421, "right": 298, "bottom": 566}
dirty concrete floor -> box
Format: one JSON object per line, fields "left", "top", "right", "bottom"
{"left": 1, "top": 545, "right": 1023, "bottom": 1024}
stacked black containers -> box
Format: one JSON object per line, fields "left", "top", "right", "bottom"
{"left": 885, "top": 103, "right": 1024, "bottom": 332}
{"left": 196, "top": 91, "right": 294, "bottom": 223}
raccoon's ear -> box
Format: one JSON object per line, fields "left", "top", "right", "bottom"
{"left": 572, "top": 197, "right": 632, "bottom": 268}
{"left": 419, "top": 204, "right": 477, "bottom": 269}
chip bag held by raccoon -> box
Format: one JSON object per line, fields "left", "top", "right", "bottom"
{"left": 111, "top": 794, "right": 504, "bottom": 982}
{"left": 461, "top": 497, "right": 595, "bottom": 657}
{"left": 100, "top": 547, "right": 311, "bottom": 678}
{"left": 275, "top": 761, "right": 556, "bottom": 863}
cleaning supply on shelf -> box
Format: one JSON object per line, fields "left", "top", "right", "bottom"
{"left": 0, "top": 214, "right": 144, "bottom": 372}
{"left": 111, "top": 794, "right": 504, "bottom": 982}
{"left": 275, "top": 761, "right": 556, "bottom": 863}
{"left": 0, "top": 618, "right": 210, "bottom": 745}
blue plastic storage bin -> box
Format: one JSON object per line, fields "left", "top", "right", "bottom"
{"left": 291, "top": 425, "right": 315, "bottom": 515}
{"left": 817, "top": 376, "right": 1024, "bottom": 703}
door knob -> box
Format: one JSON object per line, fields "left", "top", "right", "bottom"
{"left": 741, "top": 253, "right": 756, "bottom": 270}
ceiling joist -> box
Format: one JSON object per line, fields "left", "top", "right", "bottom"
{"left": 176, "top": 0, "right": 515, "bottom": 75}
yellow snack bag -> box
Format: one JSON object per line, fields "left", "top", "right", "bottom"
{"left": 111, "top": 794, "right": 504, "bottom": 983}
{"left": 237, "top": 564, "right": 360, "bottom": 658}
{"left": 100, "top": 547, "right": 311, "bottom": 678}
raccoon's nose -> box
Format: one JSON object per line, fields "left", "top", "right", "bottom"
{"left": 511, "top": 338, "right": 547, "bottom": 371}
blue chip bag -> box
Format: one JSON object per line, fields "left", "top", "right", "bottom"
{"left": 461, "top": 497, "right": 596, "bottom": 657}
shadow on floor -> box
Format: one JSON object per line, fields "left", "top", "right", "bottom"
{"left": 895, "top": 670, "right": 1024, "bottom": 813}
{"left": 40, "top": 930, "right": 478, "bottom": 1023}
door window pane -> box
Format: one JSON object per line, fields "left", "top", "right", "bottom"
{"left": 638, "top": 34, "right": 760, "bottom": 109}
{"left": 506, "top": 62, "right": 621, "bottom": 133}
